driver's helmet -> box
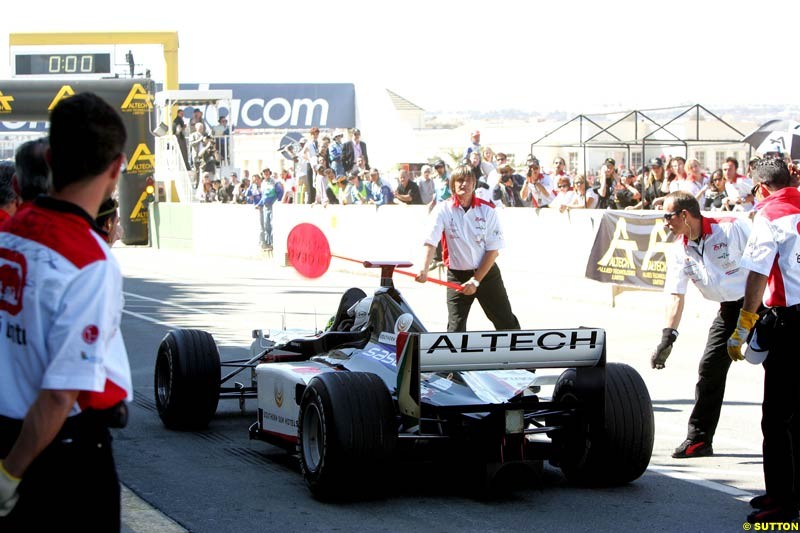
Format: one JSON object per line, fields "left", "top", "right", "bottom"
{"left": 347, "top": 297, "right": 373, "bottom": 331}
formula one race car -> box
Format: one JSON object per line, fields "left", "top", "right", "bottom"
{"left": 154, "top": 261, "right": 654, "bottom": 498}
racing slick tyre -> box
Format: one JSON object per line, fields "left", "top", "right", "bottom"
{"left": 298, "top": 372, "right": 396, "bottom": 499}
{"left": 552, "top": 363, "right": 654, "bottom": 486}
{"left": 154, "top": 329, "right": 221, "bottom": 430}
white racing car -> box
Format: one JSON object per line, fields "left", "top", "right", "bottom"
{"left": 154, "top": 261, "right": 654, "bottom": 498}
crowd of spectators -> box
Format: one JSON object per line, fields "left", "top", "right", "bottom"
{"left": 199, "top": 127, "right": 789, "bottom": 217}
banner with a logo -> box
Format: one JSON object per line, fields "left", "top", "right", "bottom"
{"left": 0, "top": 78, "right": 155, "bottom": 245}
{"left": 585, "top": 211, "right": 675, "bottom": 289}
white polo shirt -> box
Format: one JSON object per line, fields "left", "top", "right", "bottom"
{"left": 740, "top": 187, "right": 800, "bottom": 307}
{"left": 664, "top": 216, "right": 750, "bottom": 302}
{"left": 0, "top": 198, "right": 132, "bottom": 420}
{"left": 424, "top": 195, "right": 504, "bottom": 271}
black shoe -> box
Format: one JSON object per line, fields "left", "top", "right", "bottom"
{"left": 672, "top": 439, "right": 713, "bottom": 458}
{"left": 747, "top": 505, "right": 799, "bottom": 524}
{"left": 750, "top": 494, "right": 779, "bottom": 509}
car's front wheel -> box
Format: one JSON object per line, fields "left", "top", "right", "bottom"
{"left": 154, "top": 329, "right": 221, "bottom": 430}
{"left": 298, "top": 372, "right": 396, "bottom": 499}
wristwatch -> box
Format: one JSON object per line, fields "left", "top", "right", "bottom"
{"left": 467, "top": 277, "right": 480, "bottom": 288}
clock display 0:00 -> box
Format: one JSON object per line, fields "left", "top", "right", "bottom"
{"left": 15, "top": 53, "right": 112, "bottom": 75}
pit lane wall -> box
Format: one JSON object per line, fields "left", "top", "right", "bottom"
{"left": 149, "top": 202, "right": 608, "bottom": 298}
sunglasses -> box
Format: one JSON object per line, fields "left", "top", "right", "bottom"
{"left": 663, "top": 210, "right": 682, "bottom": 221}
{"left": 558, "top": 184, "right": 570, "bottom": 189}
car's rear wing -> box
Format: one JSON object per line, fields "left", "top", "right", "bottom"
{"left": 396, "top": 328, "right": 606, "bottom": 422}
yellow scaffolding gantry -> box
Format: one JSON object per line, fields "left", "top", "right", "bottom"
{"left": 9, "top": 31, "right": 179, "bottom": 90}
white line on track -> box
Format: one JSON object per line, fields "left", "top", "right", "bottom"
{"left": 124, "top": 291, "right": 211, "bottom": 315}
{"left": 648, "top": 465, "right": 755, "bottom": 502}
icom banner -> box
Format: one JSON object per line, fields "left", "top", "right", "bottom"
{"left": 585, "top": 211, "right": 675, "bottom": 288}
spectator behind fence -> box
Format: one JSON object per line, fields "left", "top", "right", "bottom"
{"left": 344, "top": 171, "right": 370, "bottom": 205}
{"left": 679, "top": 158, "right": 705, "bottom": 199}
{"left": 463, "top": 130, "right": 481, "bottom": 163}
{"left": 302, "top": 127, "right": 320, "bottom": 204}
{"left": 703, "top": 170, "right": 728, "bottom": 211}
{"left": 281, "top": 169, "right": 295, "bottom": 203}
{"left": 329, "top": 131, "right": 345, "bottom": 177}
{"left": 520, "top": 159, "right": 554, "bottom": 208}
{"left": 323, "top": 168, "right": 340, "bottom": 205}
{"left": 418, "top": 165, "right": 435, "bottom": 205}
{"left": 667, "top": 156, "right": 687, "bottom": 192}
{"left": 595, "top": 158, "right": 617, "bottom": 209}
{"left": 491, "top": 164, "right": 522, "bottom": 207}
{"left": 235, "top": 177, "right": 250, "bottom": 204}
{"left": 641, "top": 157, "right": 668, "bottom": 210}
{"left": 615, "top": 170, "right": 642, "bottom": 210}
{"left": 367, "top": 168, "right": 393, "bottom": 206}
{"left": 552, "top": 175, "right": 574, "bottom": 212}
{"left": 551, "top": 156, "right": 571, "bottom": 185}
{"left": 430, "top": 160, "right": 451, "bottom": 209}
{"left": 564, "top": 175, "right": 597, "bottom": 210}
{"left": 394, "top": 169, "right": 422, "bottom": 205}
{"left": 722, "top": 157, "right": 753, "bottom": 211}
{"left": 342, "top": 128, "right": 368, "bottom": 173}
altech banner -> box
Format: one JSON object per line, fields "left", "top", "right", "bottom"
{"left": 585, "top": 211, "right": 676, "bottom": 289}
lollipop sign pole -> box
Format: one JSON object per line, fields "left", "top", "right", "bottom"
{"left": 287, "top": 223, "right": 462, "bottom": 292}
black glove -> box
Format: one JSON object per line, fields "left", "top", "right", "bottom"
{"left": 651, "top": 328, "right": 678, "bottom": 369}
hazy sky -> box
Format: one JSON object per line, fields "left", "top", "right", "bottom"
{"left": 2, "top": 0, "right": 797, "bottom": 113}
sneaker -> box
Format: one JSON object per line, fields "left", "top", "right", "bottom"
{"left": 747, "top": 506, "right": 799, "bottom": 524}
{"left": 750, "top": 494, "right": 779, "bottom": 509}
{"left": 672, "top": 439, "right": 713, "bottom": 458}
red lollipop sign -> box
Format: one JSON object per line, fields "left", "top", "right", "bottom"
{"left": 287, "top": 223, "right": 331, "bottom": 279}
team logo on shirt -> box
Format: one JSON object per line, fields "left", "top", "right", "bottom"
{"left": 0, "top": 249, "right": 27, "bottom": 316}
{"left": 82, "top": 325, "right": 100, "bottom": 344}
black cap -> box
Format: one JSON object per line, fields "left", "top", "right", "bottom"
{"left": 648, "top": 157, "right": 663, "bottom": 167}
{"left": 604, "top": 157, "right": 616, "bottom": 166}
{"left": 433, "top": 159, "right": 445, "bottom": 168}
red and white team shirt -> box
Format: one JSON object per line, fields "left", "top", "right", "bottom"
{"left": 0, "top": 197, "right": 132, "bottom": 420}
{"left": 664, "top": 216, "right": 750, "bottom": 302}
{"left": 424, "top": 195, "right": 504, "bottom": 270}
{"left": 740, "top": 187, "right": 800, "bottom": 307}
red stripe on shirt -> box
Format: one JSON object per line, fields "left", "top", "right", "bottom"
{"left": 4, "top": 205, "right": 105, "bottom": 269}
{"left": 77, "top": 379, "right": 127, "bottom": 411}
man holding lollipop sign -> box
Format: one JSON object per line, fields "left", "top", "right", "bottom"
{"left": 415, "top": 164, "right": 519, "bottom": 332}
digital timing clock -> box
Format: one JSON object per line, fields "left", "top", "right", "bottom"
{"left": 14, "top": 53, "right": 112, "bottom": 76}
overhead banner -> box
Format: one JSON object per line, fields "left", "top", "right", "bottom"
{"left": 585, "top": 211, "right": 676, "bottom": 289}
{"left": 0, "top": 82, "right": 355, "bottom": 132}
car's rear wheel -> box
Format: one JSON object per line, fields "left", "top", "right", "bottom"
{"left": 298, "top": 372, "right": 396, "bottom": 499}
{"left": 154, "top": 329, "right": 221, "bottom": 430}
{"left": 552, "top": 363, "right": 654, "bottom": 486}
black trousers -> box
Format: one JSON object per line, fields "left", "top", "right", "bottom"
{"left": 0, "top": 413, "right": 121, "bottom": 532}
{"left": 761, "top": 306, "right": 800, "bottom": 506}
{"left": 687, "top": 298, "right": 742, "bottom": 443}
{"left": 446, "top": 264, "right": 520, "bottom": 332}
